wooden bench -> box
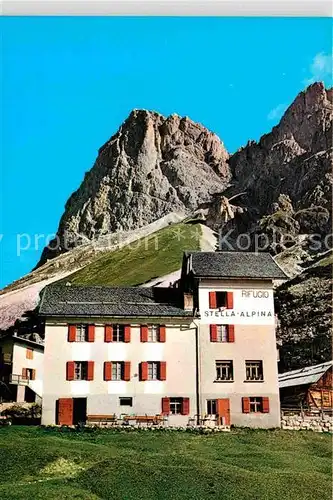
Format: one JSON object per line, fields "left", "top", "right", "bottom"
{"left": 87, "top": 414, "right": 117, "bottom": 426}
{"left": 123, "top": 415, "right": 164, "bottom": 425}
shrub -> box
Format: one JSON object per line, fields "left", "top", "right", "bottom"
{"left": 2, "top": 403, "right": 42, "bottom": 420}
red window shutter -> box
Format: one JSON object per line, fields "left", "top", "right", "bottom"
{"left": 210, "top": 325, "right": 218, "bottom": 342}
{"left": 209, "top": 291, "right": 217, "bottom": 309}
{"left": 159, "top": 362, "right": 167, "bottom": 381}
{"left": 87, "top": 361, "right": 94, "bottom": 381}
{"left": 139, "top": 362, "right": 148, "bottom": 381}
{"left": 88, "top": 324, "right": 95, "bottom": 342}
{"left": 140, "top": 325, "right": 148, "bottom": 342}
{"left": 66, "top": 361, "right": 75, "bottom": 381}
{"left": 226, "top": 292, "right": 234, "bottom": 309}
{"left": 159, "top": 325, "right": 166, "bottom": 343}
{"left": 242, "top": 397, "right": 250, "bottom": 414}
{"left": 22, "top": 368, "right": 27, "bottom": 379}
{"left": 104, "top": 362, "right": 112, "bottom": 381}
{"left": 26, "top": 348, "right": 33, "bottom": 360}
{"left": 68, "top": 325, "right": 76, "bottom": 342}
{"left": 123, "top": 361, "right": 131, "bottom": 381}
{"left": 262, "top": 397, "right": 270, "bottom": 413}
{"left": 161, "top": 397, "right": 170, "bottom": 415}
{"left": 124, "top": 325, "right": 131, "bottom": 343}
{"left": 181, "top": 397, "right": 190, "bottom": 415}
{"left": 104, "top": 325, "right": 113, "bottom": 342}
{"left": 228, "top": 325, "right": 235, "bottom": 343}
{"left": 31, "top": 369, "right": 36, "bottom": 381}
{"left": 57, "top": 398, "right": 73, "bottom": 426}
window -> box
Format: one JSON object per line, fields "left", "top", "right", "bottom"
{"left": 245, "top": 361, "right": 264, "bottom": 381}
{"left": 243, "top": 396, "right": 269, "bottom": 414}
{"left": 209, "top": 291, "right": 233, "bottom": 310}
{"left": 119, "top": 397, "right": 133, "bottom": 407}
{"left": 74, "top": 361, "right": 88, "bottom": 381}
{"left": 215, "top": 361, "right": 233, "bottom": 381}
{"left": 148, "top": 325, "right": 159, "bottom": 342}
{"left": 140, "top": 362, "right": 166, "bottom": 381}
{"left": 148, "top": 362, "right": 159, "bottom": 381}
{"left": 217, "top": 325, "right": 228, "bottom": 342}
{"left": 250, "top": 397, "right": 263, "bottom": 413}
{"left": 113, "top": 325, "right": 125, "bottom": 342}
{"left": 207, "top": 399, "right": 217, "bottom": 415}
{"left": 76, "top": 325, "right": 88, "bottom": 342}
{"left": 26, "top": 348, "right": 34, "bottom": 360}
{"left": 169, "top": 398, "right": 183, "bottom": 415}
{"left": 216, "top": 292, "right": 227, "bottom": 308}
{"left": 112, "top": 362, "right": 123, "bottom": 381}
{"left": 22, "top": 368, "right": 35, "bottom": 380}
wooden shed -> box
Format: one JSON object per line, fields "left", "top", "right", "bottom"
{"left": 279, "top": 361, "right": 332, "bottom": 411}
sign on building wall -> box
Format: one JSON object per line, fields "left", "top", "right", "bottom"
{"left": 199, "top": 288, "right": 275, "bottom": 325}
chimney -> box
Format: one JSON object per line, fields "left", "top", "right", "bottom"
{"left": 183, "top": 292, "right": 194, "bottom": 311}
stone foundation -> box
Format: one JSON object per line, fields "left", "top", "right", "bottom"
{"left": 281, "top": 413, "right": 333, "bottom": 433}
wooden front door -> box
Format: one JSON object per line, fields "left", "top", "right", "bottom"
{"left": 217, "top": 398, "right": 230, "bottom": 425}
{"left": 57, "top": 398, "right": 73, "bottom": 425}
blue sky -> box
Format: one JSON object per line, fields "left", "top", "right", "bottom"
{"left": 1, "top": 16, "right": 332, "bottom": 288}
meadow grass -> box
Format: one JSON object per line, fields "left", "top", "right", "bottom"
{"left": 65, "top": 223, "right": 202, "bottom": 286}
{"left": 0, "top": 426, "right": 331, "bottom": 500}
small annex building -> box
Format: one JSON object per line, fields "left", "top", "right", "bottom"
{"left": 0, "top": 333, "right": 44, "bottom": 403}
{"left": 279, "top": 361, "right": 333, "bottom": 411}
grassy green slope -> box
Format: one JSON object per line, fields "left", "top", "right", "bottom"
{"left": 65, "top": 222, "right": 202, "bottom": 286}
{"left": 0, "top": 427, "right": 331, "bottom": 500}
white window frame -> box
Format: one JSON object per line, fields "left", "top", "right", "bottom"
{"left": 74, "top": 361, "right": 87, "bottom": 381}
{"left": 215, "top": 360, "right": 233, "bottom": 381}
{"left": 113, "top": 324, "right": 125, "bottom": 342}
{"left": 148, "top": 325, "right": 159, "bottom": 342}
{"left": 169, "top": 397, "right": 182, "bottom": 415}
{"left": 207, "top": 399, "right": 217, "bottom": 415}
{"left": 147, "top": 362, "right": 159, "bottom": 381}
{"left": 112, "top": 362, "right": 123, "bottom": 381}
{"left": 76, "top": 324, "right": 88, "bottom": 342}
{"left": 246, "top": 361, "right": 264, "bottom": 381}
{"left": 216, "top": 325, "right": 228, "bottom": 342}
{"left": 250, "top": 397, "right": 263, "bottom": 413}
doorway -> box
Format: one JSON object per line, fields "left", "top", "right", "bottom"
{"left": 206, "top": 398, "right": 230, "bottom": 425}
{"left": 73, "top": 397, "right": 87, "bottom": 425}
{"left": 217, "top": 398, "right": 230, "bottom": 425}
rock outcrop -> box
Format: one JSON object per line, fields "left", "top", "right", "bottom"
{"left": 275, "top": 253, "right": 332, "bottom": 371}
{"left": 37, "top": 111, "right": 230, "bottom": 266}
{"left": 207, "top": 82, "right": 332, "bottom": 264}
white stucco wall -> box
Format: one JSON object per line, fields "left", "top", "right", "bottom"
{"left": 42, "top": 318, "right": 196, "bottom": 426}
{"left": 11, "top": 340, "right": 44, "bottom": 399}
{"left": 199, "top": 279, "right": 275, "bottom": 325}
{"left": 41, "top": 279, "right": 281, "bottom": 428}
{"left": 198, "top": 278, "right": 280, "bottom": 428}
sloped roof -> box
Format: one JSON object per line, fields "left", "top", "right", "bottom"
{"left": 39, "top": 285, "right": 192, "bottom": 318}
{"left": 278, "top": 361, "right": 333, "bottom": 389}
{"left": 185, "top": 251, "right": 287, "bottom": 279}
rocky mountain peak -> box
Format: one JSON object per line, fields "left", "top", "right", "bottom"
{"left": 277, "top": 81, "right": 332, "bottom": 152}
{"left": 226, "top": 83, "right": 332, "bottom": 213}
{"left": 37, "top": 110, "right": 230, "bottom": 266}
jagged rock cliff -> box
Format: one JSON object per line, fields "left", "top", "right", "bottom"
{"left": 275, "top": 253, "right": 332, "bottom": 371}
{"left": 37, "top": 111, "right": 230, "bottom": 266}
{"left": 207, "top": 82, "right": 332, "bottom": 264}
